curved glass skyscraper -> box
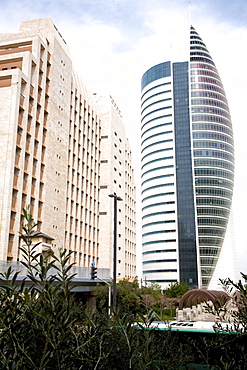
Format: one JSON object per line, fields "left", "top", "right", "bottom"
{"left": 141, "top": 26, "right": 235, "bottom": 289}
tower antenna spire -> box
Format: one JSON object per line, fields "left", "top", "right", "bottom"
{"left": 188, "top": 1, "right": 191, "bottom": 26}
{"left": 188, "top": 1, "right": 192, "bottom": 60}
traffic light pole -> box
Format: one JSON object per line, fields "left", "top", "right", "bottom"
{"left": 90, "top": 263, "right": 97, "bottom": 280}
{"left": 90, "top": 264, "right": 111, "bottom": 316}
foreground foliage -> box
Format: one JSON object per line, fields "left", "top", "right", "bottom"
{"left": 0, "top": 210, "right": 247, "bottom": 369}
{"left": 0, "top": 210, "right": 192, "bottom": 369}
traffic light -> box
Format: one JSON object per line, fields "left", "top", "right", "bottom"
{"left": 90, "top": 264, "right": 97, "bottom": 280}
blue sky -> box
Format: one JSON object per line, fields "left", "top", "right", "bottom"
{"left": 1, "top": 0, "right": 247, "bottom": 33}
{"left": 0, "top": 0, "right": 247, "bottom": 278}
{"left": 2, "top": 0, "right": 247, "bottom": 29}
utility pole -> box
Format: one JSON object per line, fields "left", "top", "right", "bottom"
{"left": 109, "top": 193, "right": 123, "bottom": 311}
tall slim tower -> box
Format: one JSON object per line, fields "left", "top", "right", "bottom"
{"left": 141, "top": 26, "right": 235, "bottom": 289}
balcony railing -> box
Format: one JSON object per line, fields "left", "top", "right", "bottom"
{"left": 30, "top": 85, "right": 34, "bottom": 97}
{"left": 16, "top": 134, "right": 22, "bottom": 147}
{"left": 11, "top": 196, "right": 17, "bottom": 210}
{"left": 13, "top": 175, "right": 18, "bottom": 188}
{"left": 18, "top": 114, "right": 23, "bottom": 127}
{"left": 33, "top": 146, "right": 38, "bottom": 159}
{"left": 23, "top": 180, "right": 28, "bottom": 193}
{"left": 19, "top": 94, "right": 25, "bottom": 108}
{"left": 15, "top": 154, "right": 20, "bottom": 168}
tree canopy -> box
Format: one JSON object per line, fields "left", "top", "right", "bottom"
{"left": 163, "top": 282, "right": 190, "bottom": 298}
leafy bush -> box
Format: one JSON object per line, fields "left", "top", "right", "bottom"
{"left": 0, "top": 209, "right": 193, "bottom": 369}
{"left": 1, "top": 209, "right": 246, "bottom": 369}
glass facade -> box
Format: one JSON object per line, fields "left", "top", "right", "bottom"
{"left": 141, "top": 62, "right": 177, "bottom": 287}
{"left": 190, "top": 26, "right": 234, "bottom": 288}
{"left": 141, "top": 62, "right": 171, "bottom": 90}
{"left": 173, "top": 62, "right": 198, "bottom": 287}
{"left": 141, "top": 26, "right": 234, "bottom": 290}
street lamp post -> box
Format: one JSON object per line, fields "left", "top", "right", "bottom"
{"left": 109, "top": 193, "right": 123, "bottom": 311}
{"left": 97, "top": 278, "right": 111, "bottom": 316}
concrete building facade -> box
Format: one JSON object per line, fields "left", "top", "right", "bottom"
{"left": 94, "top": 94, "right": 136, "bottom": 278}
{"left": 0, "top": 18, "right": 136, "bottom": 278}
{"left": 141, "top": 26, "right": 236, "bottom": 289}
